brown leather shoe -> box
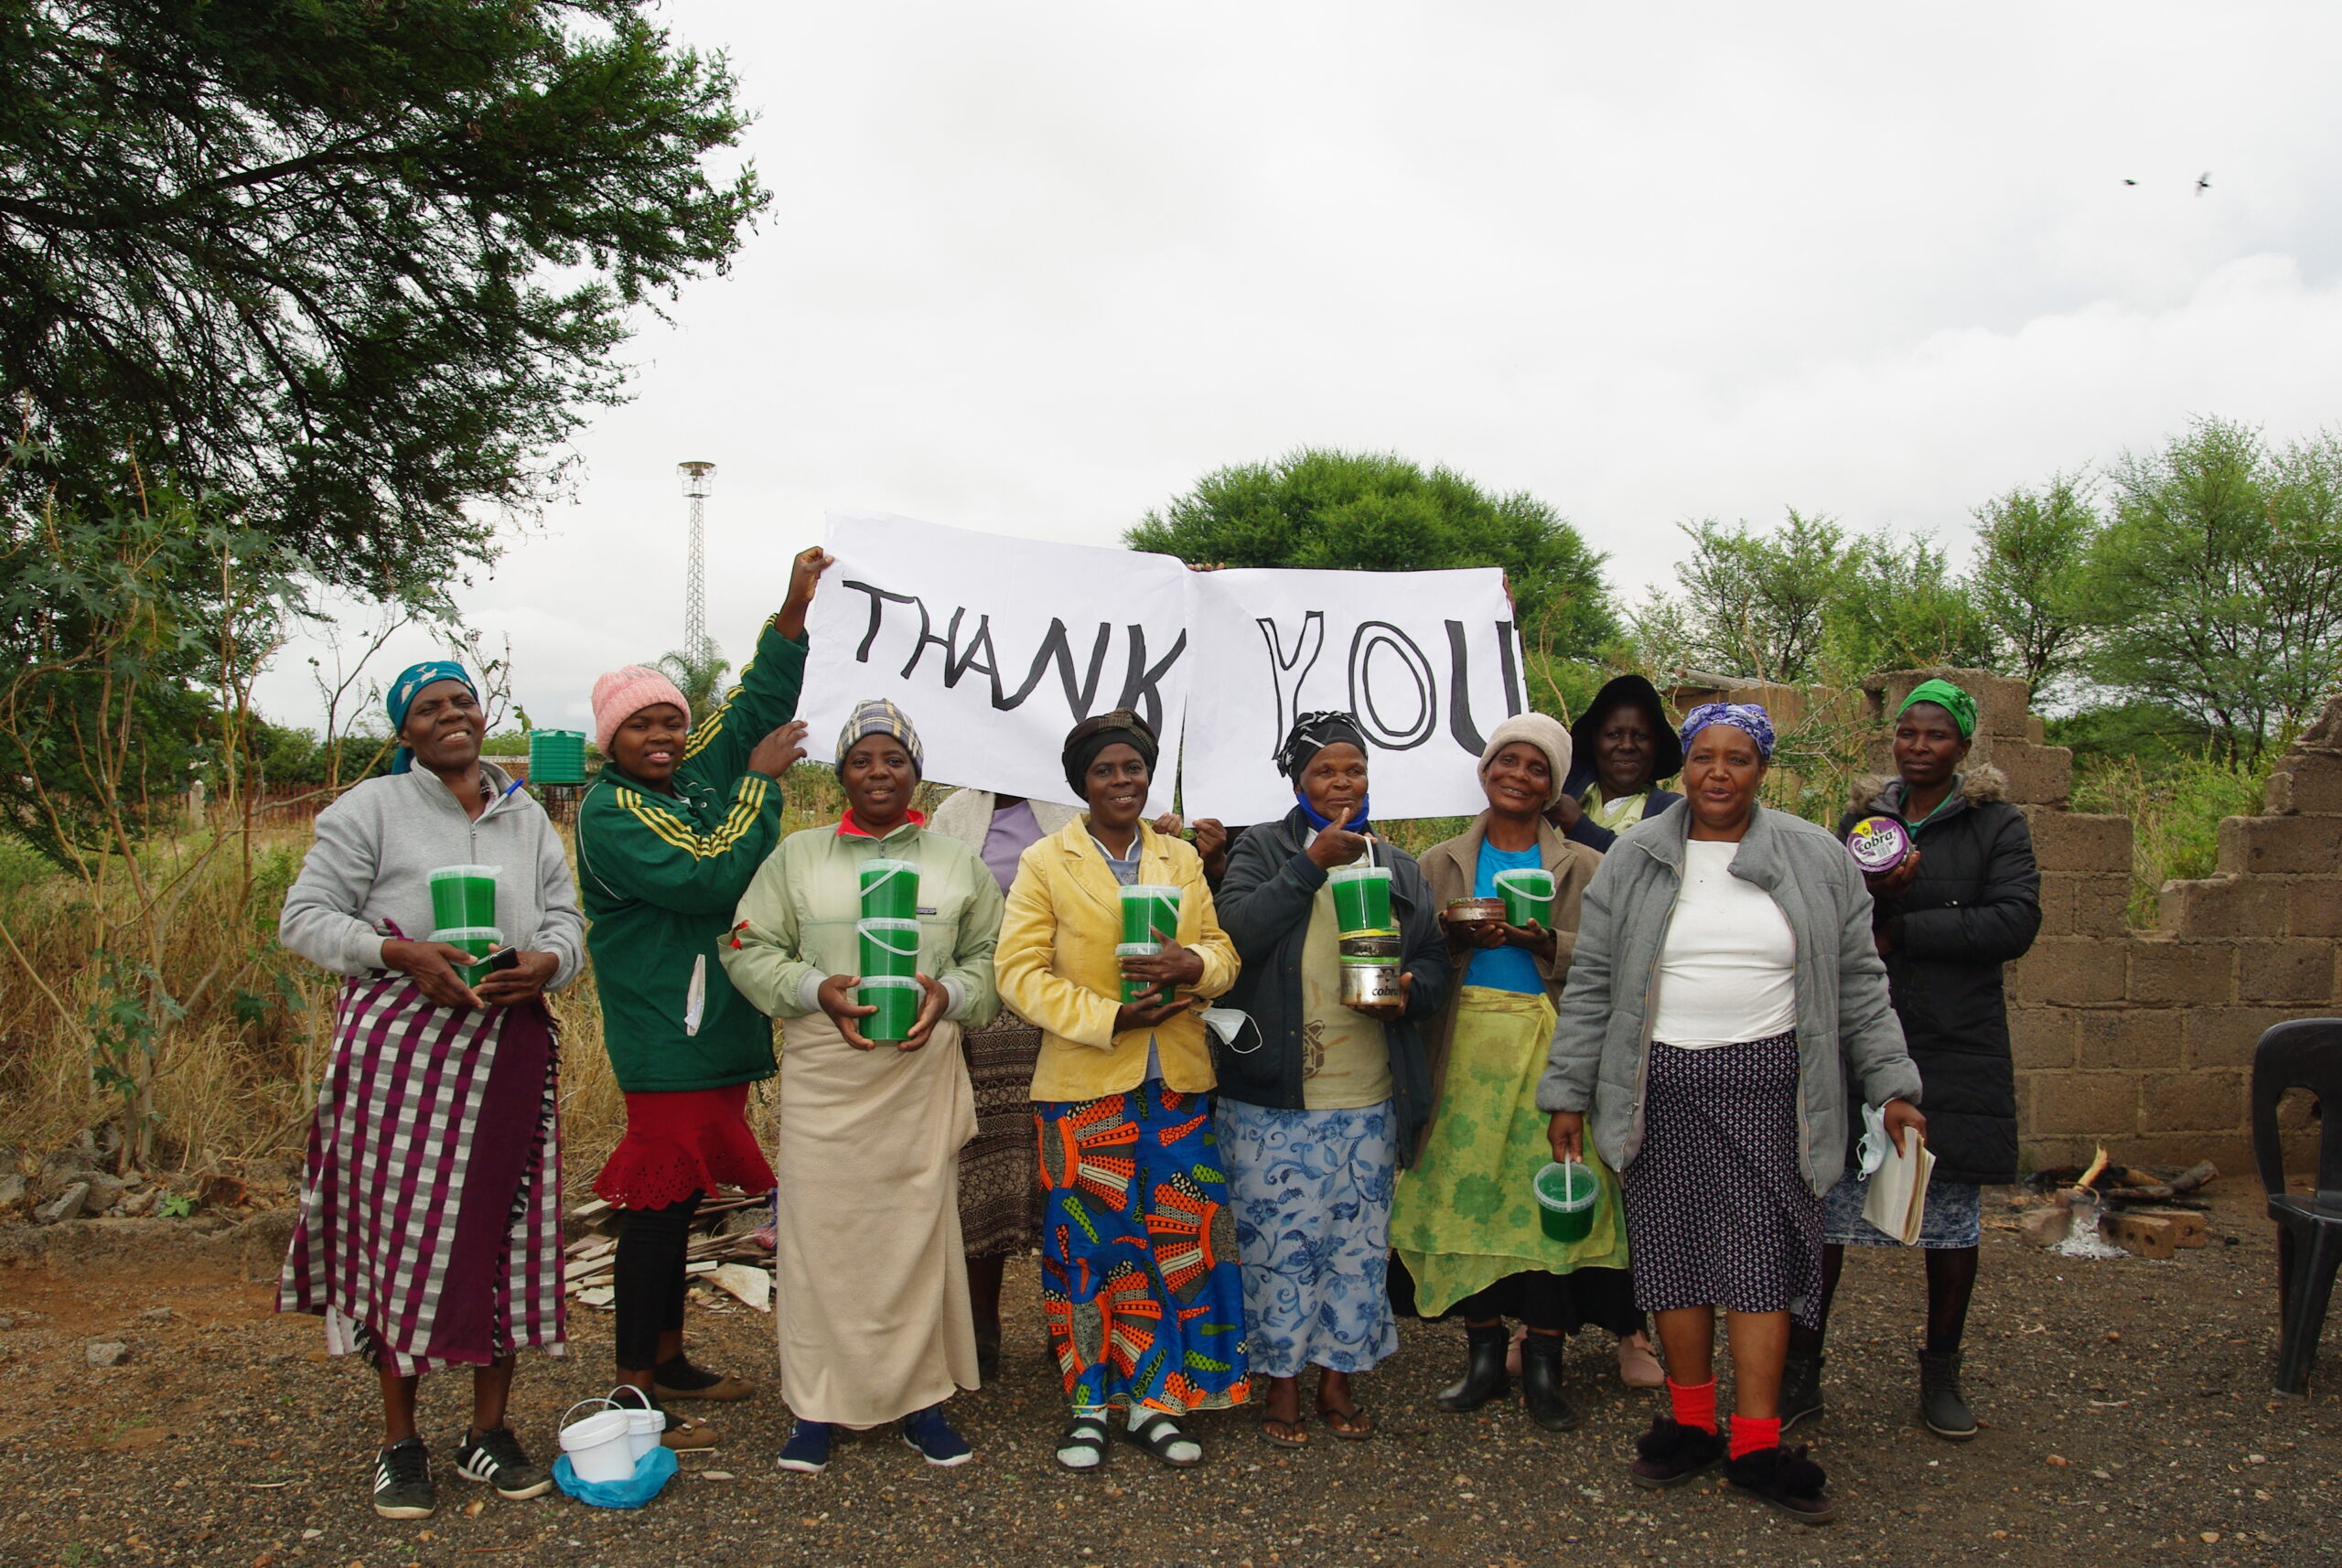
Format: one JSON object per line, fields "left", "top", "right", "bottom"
{"left": 659, "top": 1416, "right": 721, "bottom": 1451}
{"left": 654, "top": 1371, "right": 756, "bottom": 1402}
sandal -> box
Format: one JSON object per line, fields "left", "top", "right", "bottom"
{"left": 1124, "top": 1412, "right": 1206, "bottom": 1466}
{"left": 1316, "top": 1402, "right": 1376, "bottom": 1441}
{"left": 1258, "top": 1415, "right": 1311, "bottom": 1449}
{"left": 1054, "top": 1415, "right": 1111, "bottom": 1472}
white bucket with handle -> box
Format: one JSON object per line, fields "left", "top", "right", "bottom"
{"left": 559, "top": 1398, "right": 636, "bottom": 1484}
{"left": 607, "top": 1389, "right": 667, "bottom": 1460}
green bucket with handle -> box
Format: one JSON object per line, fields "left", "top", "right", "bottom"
{"left": 1496, "top": 866, "right": 1556, "bottom": 928}
{"left": 858, "top": 857, "right": 920, "bottom": 920}
{"left": 858, "top": 974, "right": 922, "bottom": 1043}
{"left": 856, "top": 917, "right": 921, "bottom": 981}
{"left": 1533, "top": 1158, "right": 1601, "bottom": 1244}
{"left": 1327, "top": 864, "right": 1393, "bottom": 936}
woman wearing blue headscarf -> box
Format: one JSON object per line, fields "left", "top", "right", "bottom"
{"left": 1537, "top": 702, "right": 1923, "bottom": 1526}
{"left": 278, "top": 661, "right": 586, "bottom": 1520}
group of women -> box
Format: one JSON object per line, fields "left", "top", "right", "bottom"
{"left": 276, "top": 549, "right": 2039, "bottom": 1530}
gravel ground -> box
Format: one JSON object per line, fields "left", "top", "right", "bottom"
{"left": 0, "top": 1184, "right": 2336, "bottom": 1568}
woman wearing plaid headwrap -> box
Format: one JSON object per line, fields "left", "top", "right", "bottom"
{"left": 1538, "top": 700, "right": 1925, "bottom": 1525}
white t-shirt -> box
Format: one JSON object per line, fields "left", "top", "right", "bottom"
{"left": 1648, "top": 839, "right": 1798, "bottom": 1048}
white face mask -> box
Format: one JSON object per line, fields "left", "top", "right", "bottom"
{"left": 1198, "top": 1006, "right": 1259, "bottom": 1054}
{"left": 1855, "top": 1101, "right": 1892, "bottom": 1176}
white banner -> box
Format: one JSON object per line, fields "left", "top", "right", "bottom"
{"left": 799, "top": 514, "right": 1528, "bottom": 824}
{"left": 800, "top": 513, "right": 1191, "bottom": 813}
{"left": 1177, "top": 566, "right": 1527, "bottom": 824}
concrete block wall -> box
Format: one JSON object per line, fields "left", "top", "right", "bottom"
{"left": 1697, "top": 664, "right": 2337, "bottom": 1175}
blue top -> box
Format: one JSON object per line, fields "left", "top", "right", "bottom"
{"left": 1466, "top": 839, "right": 1546, "bottom": 993}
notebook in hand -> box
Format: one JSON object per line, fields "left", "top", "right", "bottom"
{"left": 1861, "top": 1124, "right": 1936, "bottom": 1245}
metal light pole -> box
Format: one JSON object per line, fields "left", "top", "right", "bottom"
{"left": 678, "top": 461, "right": 715, "bottom": 660}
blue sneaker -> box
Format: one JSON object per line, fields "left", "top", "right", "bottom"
{"left": 900, "top": 1405, "right": 972, "bottom": 1467}
{"left": 776, "top": 1420, "right": 831, "bottom": 1474}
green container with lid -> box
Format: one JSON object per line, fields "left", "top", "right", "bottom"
{"left": 858, "top": 973, "right": 921, "bottom": 1043}
{"left": 1532, "top": 1159, "right": 1601, "bottom": 1244}
{"left": 1327, "top": 864, "right": 1393, "bottom": 936}
{"left": 1118, "top": 884, "right": 1182, "bottom": 948}
{"left": 1116, "top": 940, "right": 1165, "bottom": 1004}
{"left": 1496, "top": 866, "right": 1556, "bottom": 928}
{"left": 434, "top": 925, "right": 505, "bottom": 990}
{"left": 527, "top": 729, "right": 587, "bottom": 786}
{"left": 859, "top": 858, "right": 920, "bottom": 921}
{"left": 857, "top": 917, "right": 921, "bottom": 981}
{"left": 428, "top": 865, "right": 499, "bottom": 932}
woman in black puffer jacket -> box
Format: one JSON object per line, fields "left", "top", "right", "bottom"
{"left": 1782, "top": 679, "right": 2039, "bottom": 1444}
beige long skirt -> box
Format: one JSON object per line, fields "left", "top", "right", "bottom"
{"left": 773, "top": 1010, "right": 980, "bottom": 1426}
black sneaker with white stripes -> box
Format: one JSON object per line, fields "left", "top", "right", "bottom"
{"left": 371, "top": 1436, "right": 436, "bottom": 1520}
{"left": 452, "top": 1426, "right": 553, "bottom": 1500}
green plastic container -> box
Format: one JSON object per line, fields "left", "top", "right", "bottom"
{"left": 1533, "top": 1159, "right": 1600, "bottom": 1244}
{"left": 1116, "top": 940, "right": 1164, "bottom": 1004}
{"left": 428, "top": 865, "right": 500, "bottom": 932}
{"left": 859, "top": 858, "right": 920, "bottom": 921}
{"left": 1496, "top": 866, "right": 1557, "bottom": 928}
{"left": 1118, "top": 884, "right": 1182, "bottom": 948}
{"left": 527, "top": 728, "right": 587, "bottom": 786}
{"left": 434, "top": 925, "right": 504, "bottom": 990}
{"left": 858, "top": 973, "right": 921, "bottom": 1043}
{"left": 857, "top": 917, "right": 921, "bottom": 981}
{"left": 1327, "top": 864, "right": 1393, "bottom": 936}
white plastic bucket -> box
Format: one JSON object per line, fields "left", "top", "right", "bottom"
{"left": 559, "top": 1398, "right": 636, "bottom": 1484}
{"left": 608, "top": 1389, "right": 668, "bottom": 1460}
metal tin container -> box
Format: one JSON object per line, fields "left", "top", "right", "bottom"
{"left": 1338, "top": 932, "right": 1403, "bottom": 961}
{"left": 1338, "top": 957, "right": 1403, "bottom": 1008}
{"left": 1845, "top": 814, "right": 1915, "bottom": 875}
{"left": 1445, "top": 896, "right": 1507, "bottom": 929}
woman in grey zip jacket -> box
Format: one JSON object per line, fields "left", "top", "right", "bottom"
{"left": 1537, "top": 702, "right": 1923, "bottom": 1527}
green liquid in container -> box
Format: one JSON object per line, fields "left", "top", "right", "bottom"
{"left": 1328, "top": 864, "right": 1393, "bottom": 936}
{"left": 859, "top": 974, "right": 922, "bottom": 1043}
{"left": 856, "top": 917, "right": 921, "bottom": 980}
{"left": 1533, "top": 1159, "right": 1600, "bottom": 1244}
{"left": 427, "top": 865, "right": 499, "bottom": 932}
{"left": 859, "top": 858, "right": 919, "bottom": 920}
{"left": 1119, "top": 884, "right": 1181, "bottom": 948}
{"left": 1496, "top": 866, "right": 1556, "bottom": 928}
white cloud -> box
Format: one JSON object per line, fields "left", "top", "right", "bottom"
{"left": 253, "top": 0, "right": 2342, "bottom": 731}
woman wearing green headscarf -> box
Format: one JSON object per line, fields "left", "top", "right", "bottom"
{"left": 1783, "top": 677, "right": 2040, "bottom": 1444}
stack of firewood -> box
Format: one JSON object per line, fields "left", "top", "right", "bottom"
{"left": 563, "top": 1193, "right": 776, "bottom": 1312}
{"left": 2008, "top": 1148, "right": 2218, "bottom": 1258}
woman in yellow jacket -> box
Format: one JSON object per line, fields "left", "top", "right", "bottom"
{"left": 996, "top": 709, "right": 1245, "bottom": 1474}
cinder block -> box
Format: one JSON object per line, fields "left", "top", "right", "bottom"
{"left": 2127, "top": 939, "right": 2237, "bottom": 1005}
{"left": 1995, "top": 745, "right": 2074, "bottom": 807}
{"left": 2029, "top": 1070, "right": 2140, "bottom": 1136}
{"left": 2217, "top": 813, "right": 2342, "bottom": 877}
{"left": 2100, "top": 1210, "right": 2180, "bottom": 1259}
{"left": 2240, "top": 939, "right": 2337, "bottom": 1004}
{"left": 2075, "top": 1010, "right": 2182, "bottom": 1069}
{"left": 2072, "top": 875, "right": 2136, "bottom": 937}
{"left": 2026, "top": 715, "right": 2047, "bottom": 745}
{"left": 2028, "top": 811, "right": 2133, "bottom": 875}
{"left": 2287, "top": 880, "right": 2342, "bottom": 938}
{"left": 2009, "top": 1006, "right": 2077, "bottom": 1069}
{"left": 2018, "top": 1133, "right": 2098, "bottom": 1170}
{"left": 2138, "top": 1069, "right": 2245, "bottom": 1134}
{"left": 2161, "top": 875, "right": 2288, "bottom": 939}
{"left": 2014, "top": 938, "right": 2130, "bottom": 1006}
{"left": 2184, "top": 1006, "right": 2304, "bottom": 1069}
{"left": 2123, "top": 1207, "right": 2208, "bottom": 1248}
{"left": 2266, "top": 754, "right": 2342, "bottom": 816}
{"left": 2032, "top": 873, "right": 2078, "bottom": 937}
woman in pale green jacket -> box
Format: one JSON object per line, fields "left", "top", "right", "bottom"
{"left": 722, "top": 701, "right": 1003, "bottom": 1475}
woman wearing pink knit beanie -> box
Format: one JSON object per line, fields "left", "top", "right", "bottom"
{"left": 572, "top": 546, "right": 829, "bottom": 1449}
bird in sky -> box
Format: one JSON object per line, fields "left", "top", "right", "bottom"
{"left": 2196, "top": 171, "right": 2213, "bottom": 196}
{"left": 2122, "top": 178, "right": 2138, "bottom": 186}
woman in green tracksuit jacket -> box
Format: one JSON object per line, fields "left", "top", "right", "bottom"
{"left": 575, "top": 547, "right": 828, "bottom": 1444}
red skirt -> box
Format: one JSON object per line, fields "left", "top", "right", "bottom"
{"left": 593, "top": 1083, "right": 775, "bottom": 1211}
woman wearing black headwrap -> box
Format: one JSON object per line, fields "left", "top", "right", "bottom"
{"left": 1213, "top": 712, "right": 1450, "bottom": 1445}
{"left": 1547, "top": 675, "right": 1685, "bottom": 854}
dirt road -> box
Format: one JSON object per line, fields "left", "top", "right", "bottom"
{"left": 1, "top": 1185, "right": 2334, "bottom": 1568}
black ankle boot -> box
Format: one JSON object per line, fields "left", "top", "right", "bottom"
{"left": 1519, "top": 1332, "right": 1579, "bottom": 1431}
{"left": 1918, "top": 1348, "right": 1977, "bottom": 1439}
{"left": 1778, "top": 1349, "right": 1824, "bottom": 1433}
{"left": 1435, "top": 1324, "right": 1510, "bottom": 1412}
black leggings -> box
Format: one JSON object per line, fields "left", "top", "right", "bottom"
{"left": 1456, "top": 1267, "right": 1642, "bottom": 1337}
{"left": 614, "top": 1191, "right": 702, "bottom": 1371}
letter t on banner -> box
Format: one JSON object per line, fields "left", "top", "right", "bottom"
{"left": 798, "top": 512, "right": 1192, "bottom": 814}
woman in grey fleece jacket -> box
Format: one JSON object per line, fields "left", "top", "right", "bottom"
{"left": 1537, "top": 702, "right": 1923, "bottom": 1527}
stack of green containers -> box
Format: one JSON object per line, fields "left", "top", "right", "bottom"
{"left": 1117, "top": 884, "right": 1182, "bottom": 1002}
{"left": 1329, "top": 863, "right": 1399, "bottom": 998}
{"left": 857, "top": 858, "right": 921, "bottom": 1042}
{"left": 527, "top": 728, "right": 586, "bottom": 786}
{"left": 428, "top": 864, "right": 501, "bottom": 988}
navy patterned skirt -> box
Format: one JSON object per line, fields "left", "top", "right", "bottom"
{"left": 1620, "top": 1032, "right": 1824, "bottom": 1330}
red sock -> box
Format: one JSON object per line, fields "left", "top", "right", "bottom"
{"left": 1666, "top": 1377, "right": 1717, "bottom": 1433}
{"left": 1730, "top": 1413, "right": 1781, "bottom": 1458}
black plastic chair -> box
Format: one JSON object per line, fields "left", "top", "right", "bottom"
{"left": 2251, "top": 1018, "right": 2342, "bottom": 1395}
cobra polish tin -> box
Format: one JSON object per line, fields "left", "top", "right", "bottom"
{"left": 1844, "top": 814, "right": 1915, "bottom": 875}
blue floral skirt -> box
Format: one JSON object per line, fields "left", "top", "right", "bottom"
{"left": 1217, "top": 1099, "right": 1399, "bottom": 1378}
{"left": 1036, "top": 1083, "right": 1252, "bottom": 1414}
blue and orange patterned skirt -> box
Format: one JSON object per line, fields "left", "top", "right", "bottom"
{"left": 1036, "top": 1082, "right": 1252, "bottom": 1414}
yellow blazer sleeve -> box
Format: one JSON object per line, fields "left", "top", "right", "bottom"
{"left": 995, "top": 851, "right": 1124, "bottom": 1051}
{"left": 1176, "top": 845, "right": 1239, "bottom": 1002}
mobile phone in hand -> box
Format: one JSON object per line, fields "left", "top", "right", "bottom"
{"left": 484, "top": 946, "right": 521, "bottom": 973}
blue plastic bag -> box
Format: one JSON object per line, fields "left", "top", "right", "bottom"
{"left": 553, "top": 1444, "right": 678, "bottom": 1509}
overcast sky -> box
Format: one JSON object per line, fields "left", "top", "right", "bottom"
{"left": 254, "top": 1, "right": 2342, "bottom": 735}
